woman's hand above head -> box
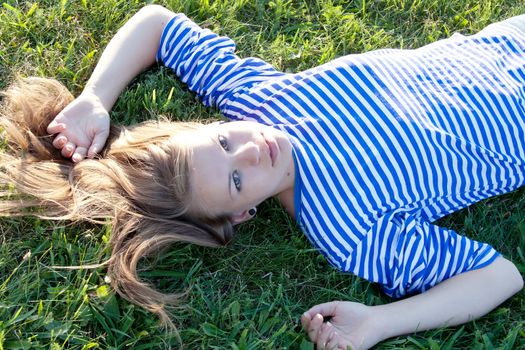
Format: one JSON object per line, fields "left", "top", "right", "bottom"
{"left": 47, "top": 91, "right": 110, "bottom": 162}
{"left": 301, "top": 301, "right": 383, "bottom": 350}
{"left": 46, "top": 4, "right": 175, "bottom": 163}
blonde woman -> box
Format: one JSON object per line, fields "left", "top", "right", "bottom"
{"left": 2, "top": 5, "right": 525, "bottom": 350}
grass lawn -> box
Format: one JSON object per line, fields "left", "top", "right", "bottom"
{"left": 1, "top": 0, "right": 525, "bottom": 349}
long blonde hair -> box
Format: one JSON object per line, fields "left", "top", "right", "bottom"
{"left": 0, "top": 77, "right": 234, "bottom": 326}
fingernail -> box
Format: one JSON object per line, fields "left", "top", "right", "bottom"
{"left": 72, "top": 155, "right": 80, "bottom": 162}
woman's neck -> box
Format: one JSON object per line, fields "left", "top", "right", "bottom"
{"left": 276, "top": 155, "right": 296, "bottom": 219}
{"left": 277, "top": 186, "right": 295, "bottom": 219}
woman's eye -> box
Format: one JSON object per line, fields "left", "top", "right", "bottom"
{"left": 232, "top": 170, "right": 241, "bottom": 191}
{"left": 218, "top": 135, "right": 229, "bottom": 151}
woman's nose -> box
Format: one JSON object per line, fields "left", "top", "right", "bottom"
{"left": 234, "top": 142, "right": 260, "bottom": 166}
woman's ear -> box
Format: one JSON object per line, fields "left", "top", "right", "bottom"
{"left": 230, "top": 208, "right": 256, "bottom": 225}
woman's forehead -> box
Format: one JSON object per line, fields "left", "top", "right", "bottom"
{"left": 204, "top": 119, "right": 262, "bottom": 132}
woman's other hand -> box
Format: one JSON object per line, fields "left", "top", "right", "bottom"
{"left": 301, "top": 301, "right": 382, "bottom": 350}
{"left": 47, "top": 92, "right": 110, "bottom": 162}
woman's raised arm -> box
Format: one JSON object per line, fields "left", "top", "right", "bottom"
{"left": 47, "top": 5, "right": 175, "bottom": 161}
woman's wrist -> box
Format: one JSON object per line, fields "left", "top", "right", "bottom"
{"left": 367, "top": 305, "right": 392, "bottom": 343}
{"left": 81, "top": 85, "right": 114, "bottom": 112}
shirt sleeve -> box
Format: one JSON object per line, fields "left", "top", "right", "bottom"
{"left": 345, "top": 212, "right": 501, "bottom": 298}
{"left": 156, "top": 14, "right": 285, "bottom": 111}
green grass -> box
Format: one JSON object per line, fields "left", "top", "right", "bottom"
{"left": 2, "top": 0, "right": 525, "bottom": 349}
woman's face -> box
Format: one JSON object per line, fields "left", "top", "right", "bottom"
{"left": 184, "top": 121, "right": 295, "bottom": 222}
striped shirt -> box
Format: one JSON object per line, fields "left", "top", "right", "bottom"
{"left": 157, "top": 14, "right": 525, "bottom": 297}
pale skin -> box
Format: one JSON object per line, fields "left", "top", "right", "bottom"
{"left": 48, "top": 5, "right": 524, "bottom": 349}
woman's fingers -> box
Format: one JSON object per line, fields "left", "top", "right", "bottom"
{"left": 328, "top": 332, "right": 343, "bottom": 350}
{"left": 47, "top": 119, "right": 66, "bottom": 135}
{"left": 52, "top": 133, "right": 68, "bottom": 149}
{"left": 72, "top": 147, "right": 88, "bottom": 163}
{"left": 301, "top": 312, "right": 312, "bottom": 330}
{"left": 317, "top": 321, "right": 337, "bottom": 349}
{"left": 306, "top": 301, "right": 339, "bottom": 318}
{"left": 307, "top": 313, "right": 324, "bottom": 343}
{"left": 51, "top": 130, "right": 104, "bottom": 161}
{"left": 303, "top": 302, "right": 341, "bottom": 347}
{"left": 61, "top": 142, "right": 76, "bottom": 158}
{"left": 87, "top": 130, "right": 109, "bottom": 158}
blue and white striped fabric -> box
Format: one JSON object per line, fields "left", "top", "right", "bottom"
{"left": 157, "top": 14, "right": 525, "bottom": 297}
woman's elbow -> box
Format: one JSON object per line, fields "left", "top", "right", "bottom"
{"left": 511, "top": 263, "right": 524, "bottom": 293}
{"left": 136, "top": 4, "right": 175, "bottom": 24}
{"left": 500, "top": 257, "right": 524, "bottom": 294}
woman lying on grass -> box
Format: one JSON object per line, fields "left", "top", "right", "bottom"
{"left": 2, "top": 4, "right": 524, "bottom": 349}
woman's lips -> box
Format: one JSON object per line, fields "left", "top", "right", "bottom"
{"left": 266, "top": 137, "right": 279, "bottom": 167}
